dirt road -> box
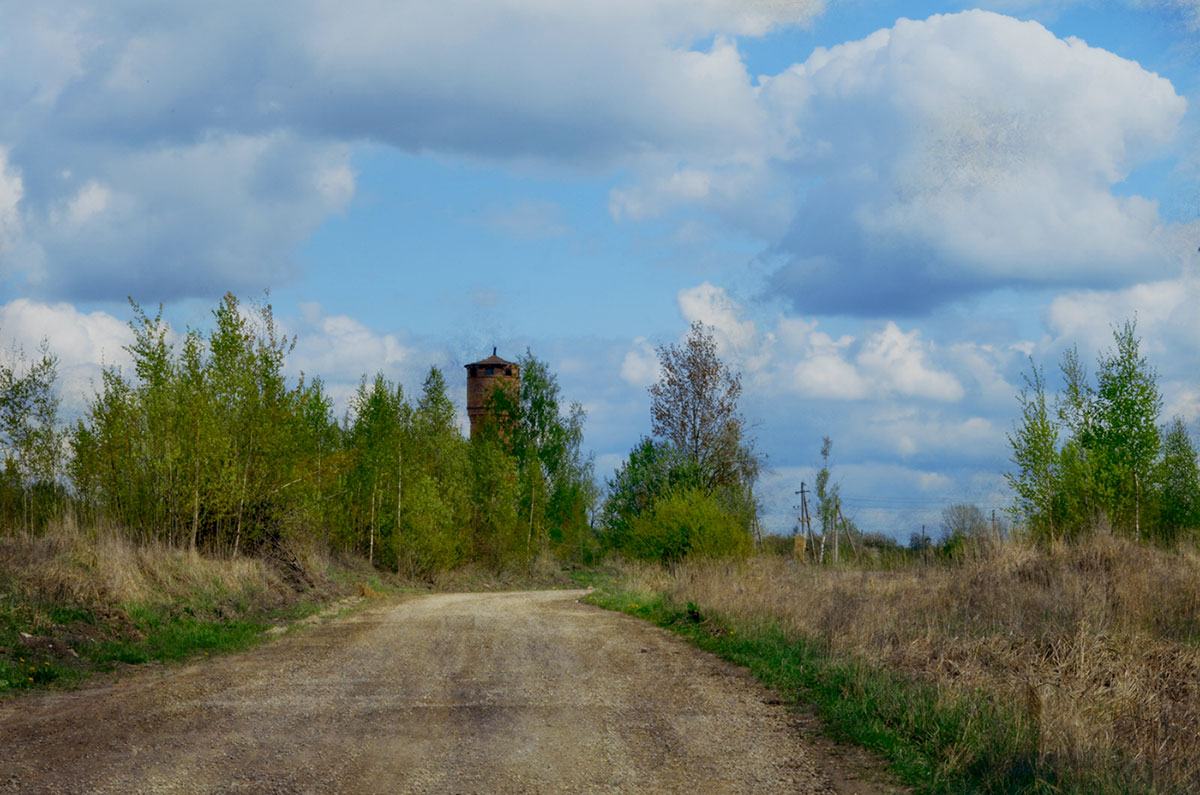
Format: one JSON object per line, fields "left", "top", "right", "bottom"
{"left": 1, "top": 590, "right": 891, "bottom": 793}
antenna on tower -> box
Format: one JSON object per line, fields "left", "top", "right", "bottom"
{"left": 493, "top": 346, "right": 497, "bottom": 356}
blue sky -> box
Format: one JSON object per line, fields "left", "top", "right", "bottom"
{"left": 1, "top": 0, "right": 1198, "bottom": 537}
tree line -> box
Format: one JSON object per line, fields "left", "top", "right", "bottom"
{"left": 1, "top": 297, "right": 765, "bottom": 571}
{"left": 2, "top": 294, "right": 597, "bottom": 576}
{"left": 12, "top": 297, "right": 1189, "bottom": 568}
{"left": 1008, "top": 319, "right": 1200, "bottom": 544}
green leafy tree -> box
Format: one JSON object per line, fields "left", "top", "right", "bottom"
{"left": 602, "top": 323, "right": 760, "bottom": 562}
{"left": 646, "top": 322, "right": 762, "bottom": 533}
{"left": 345, "top": 373, "right": 407, "bottom": 565}
{"left": 0, "top": 341, "right": 63, "bottom": 530}
{"left": 1052, "top": 346, "right": 1101, "bottom": 537}
{"left": 1007, "top": 360, "right": 1060, "bottom": 540}
{"left": 287, "top": 374, "right": 346, "bottom": 544}
{"left": 1009, "top": 320, "right": 1174, "bottom": 543}
{"left": 70, "top": 365, "right": 135, "bottom": 528}
{"left": 482, "top": 350, "right": 595, "bottom": 566}
{"left": 600, "top": 437, "right": 703, "bottom": 554}
{"left": 1091, "top": 319, "right": 1162, "bottom": 538}
{"left": 399, "top": 367, "right": 471, "bottom": 577}
{"left": 1154, "top": 417, "right": 1200, "bottom": 542}
{"left": 70, "top": 293, "right": 336, "bottom": 552}
{"left": 814, "top": 436, "right": 838, "bottom": 556}
{"left": 469, "top": 437, "right": 523, "bottom": 573}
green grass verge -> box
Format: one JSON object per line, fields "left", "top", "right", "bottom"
{"left": 585, "top": 577, "right": 1119, "bottom": 795}
{"left": 86, "top": 606, "right": 273, "bottom": 666}
{"left": 0, "top": 579, "right": 393, "bottom": 695}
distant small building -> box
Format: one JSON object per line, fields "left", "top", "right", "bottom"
{"left": 464, "top": 348, "right": 520, "bottom": 438}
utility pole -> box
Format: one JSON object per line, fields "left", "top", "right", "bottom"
{"left": 795, "top": 483, "right": 813, "bottom": 562}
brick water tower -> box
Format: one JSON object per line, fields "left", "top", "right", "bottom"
{"left": 464, "top": 348, "right": 520, "bottom": 438}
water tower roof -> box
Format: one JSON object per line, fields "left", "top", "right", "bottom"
{"left": 465, "top": 350, "right": 516, "bottom": 368}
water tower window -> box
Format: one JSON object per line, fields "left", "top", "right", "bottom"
{"left": 505, "top": 367, "right": 512, "bottom": 376}
{"left": 485, "top": 367, "right": 495, "bottom": 376}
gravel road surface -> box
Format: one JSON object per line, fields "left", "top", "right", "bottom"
{"left": 0, "top": 589, "right": 896, "bottom": 793}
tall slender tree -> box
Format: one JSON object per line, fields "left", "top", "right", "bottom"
{"left": 1007, "top": 359, "right": 1060, "bottom": 540}
{"left": 1153, "top": 417, "right": 1200, "bottom": 543}
{"left": 0, "top": 341, "right": 62, "bottom": 530}
{"left": 648, "top": 322, "right": 746, "bottom": 489}
{"left": 1092, "top": 319, "right": 1162, "bottom": 538}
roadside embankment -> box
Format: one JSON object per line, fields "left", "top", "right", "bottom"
{"left": 0, "top": 519, "right": 389, "bottom": 694}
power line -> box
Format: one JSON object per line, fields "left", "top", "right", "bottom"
{"left": 841, "top": 497, "right": 1009, "bottom": 508}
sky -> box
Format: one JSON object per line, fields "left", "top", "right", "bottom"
{"left": 1, "top": 0, "right": 1198, "bottom": 539}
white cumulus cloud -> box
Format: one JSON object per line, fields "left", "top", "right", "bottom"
{"left": 0, "top": 299, "right": 134, "bottom": 417}
{"left": 620, "top": 337, "right": 660, "bottom": 387}
{"left": 857, "top": 323, "right": 964, "bottom": 402}
{"left": 761, "top": 11, "right": 1187, "bottom": 313}
{"left": 667, "top": 283, "right": 965, "bottom": 403}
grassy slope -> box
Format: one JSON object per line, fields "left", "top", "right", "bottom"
{"left": 0, "top": 525, "right": 396, "bottom": 694}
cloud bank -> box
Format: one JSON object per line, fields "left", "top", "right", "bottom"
{"left": 2, "top": 6, "right": 1188, "bottom": 313}
{"left": 0, "top": 0, "right": 819, "bottom": 301}
{"left": 760, "top": 12, "right": 1186, "bottom": 313}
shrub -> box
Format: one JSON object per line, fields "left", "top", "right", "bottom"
{"left": 624, "top": 487, "right": 751, "bottom": 563}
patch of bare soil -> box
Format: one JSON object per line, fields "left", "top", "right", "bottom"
{"left": 0, "top": 590, "right": 902, "bottom": 793}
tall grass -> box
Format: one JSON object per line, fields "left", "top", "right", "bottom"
{"left": 0, "top": 517, "right": 369, "bottom": 692}
{"left": 1, "top": 515, "right": 296, "bottom": 609}
{"left": 606, "top": 532, "right": 1200, "bottom": 792}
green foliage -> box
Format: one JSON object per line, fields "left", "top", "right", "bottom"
{"left": 399, "top": 367, "right": 472, "bottom": 576}
{"left": 815, "top": 435, "right": 838, "bottom": 538}
{"left": 1007, "top": 360, "right": 1060, "bottom": 540}
{"left": 6, "top": 294, "right": 595, "bottom": 579}
{"left": 67, "top": 294, "right": 325, "bottom": 551}
{"left": 0, "top": 341, "right": 64, "bottom": 530}
{"left": 469, "top": 437, "right": 524, "bottom": 572}
{"left": 1092, "top": 320, "right": 1163, "bottom": 536}
{"left": 479, "top": 350, "right": 597, "bottom": 569}
{"left": 600, "top": 437, "right": 703, "bottom": 553}
{"left": 603, "top": 324, "right": 762, "bottom": 560}
{"left": 622, "top": 487, "right": 751, "bottom": 563}
{"left": 342, "top": 372, "right": 407, "bottom": 566}
{"left": 1154, "top": 418, "right": 1200, "bottom": 542}
{"left": 1008, "top": 319, "right": 1196, "bottom": 544}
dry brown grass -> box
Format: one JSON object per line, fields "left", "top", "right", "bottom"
{"left": 0, "top": 516, "right": 336, "bottom": 614}
{"left": 427, "top": 550, "right": 577, "bottom": 591}
{"left": 632, "top": 532, "right": 1200, "bottom": 791}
